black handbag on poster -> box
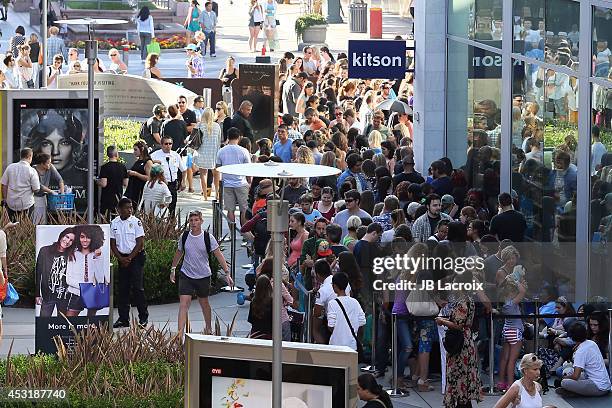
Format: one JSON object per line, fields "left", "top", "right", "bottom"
{"left": 335, "top": 298, "right": 365, "bottom": 363}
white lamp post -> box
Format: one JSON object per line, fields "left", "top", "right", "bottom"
{"left": 217, "top": 162, "right": 340, "bottom": 407}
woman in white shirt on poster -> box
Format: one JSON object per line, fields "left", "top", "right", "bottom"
{"left": 66, "top": 225, "right": 109, "bottom": 317}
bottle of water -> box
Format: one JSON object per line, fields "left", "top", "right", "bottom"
{"left": 296, "top": 271, "right": 305, "bottom": 313}
{"left": 65, "top": 186, "right": 72, "bottom": 194}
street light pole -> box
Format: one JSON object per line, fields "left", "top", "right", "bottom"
{"left": 42, "top": 0, "right": 47, "bottom": 88}
{"left": 86, "top": 27, "right": 97, "bottom": 224}
{"left": 267, "top": 198, "right": 288, "bottom": 407}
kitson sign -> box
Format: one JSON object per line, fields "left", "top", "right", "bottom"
{"left": 348, "top": 40, "right": 407, "bottom": 79}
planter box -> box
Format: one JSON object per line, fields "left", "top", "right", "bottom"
{"left": 175, "top": 1, "right": 190, "bottom": 18}
{"left": 301, "top": 24, "right": 327, "bottom": 44}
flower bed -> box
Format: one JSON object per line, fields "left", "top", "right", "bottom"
{"left": 68, "top": 35, "right": 188, "bottom": 51}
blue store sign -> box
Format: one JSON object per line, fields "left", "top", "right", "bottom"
{"left": 348, "top": 40, "right": 407, "bottom": 79}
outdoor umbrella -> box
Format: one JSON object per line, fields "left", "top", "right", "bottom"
{"left": 376, "top": 99, "right": 412, "bottom": 115}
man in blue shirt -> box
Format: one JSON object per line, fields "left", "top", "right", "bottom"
{"left": 199, "top": 1, "right": 218, "bottom": 57}
{"left": 336, "top": 153, "right": 369, "bottom": 192}
{"left": 272, "top": 125, "right": 293, "bottom": 163}
{"left": 429, "top": 160, "right": 453, "bottom": 196}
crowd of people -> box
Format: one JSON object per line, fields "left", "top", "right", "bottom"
{"left": 0, "top": 2, "right": 611, "bottom": 406}
{"left": 58, "top": 41, "right": 606, "bottom": 406}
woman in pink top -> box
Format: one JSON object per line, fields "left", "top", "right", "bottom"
{"left": 287, "top": 212, "right": 308, "bottom": 269}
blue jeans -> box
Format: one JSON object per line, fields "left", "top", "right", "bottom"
{"left": 396, "top": 316, "right": 413, "bottom": 378}
{"left": 202, "top": 31, "right": 216, "bottom": 55}
{"left": 139, "top": 32, "right": 151, "bottom": 60}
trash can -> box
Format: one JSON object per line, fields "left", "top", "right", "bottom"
{"left": 349, "top": 3, "right": 368, "bottom": 33}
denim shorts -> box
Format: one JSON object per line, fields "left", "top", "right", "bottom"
{"left": 417, "top": 319, "right": 436, "bottom": 353}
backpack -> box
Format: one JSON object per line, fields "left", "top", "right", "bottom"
{"left": 139, "top": 118, "right": 155, "bottom": 148}
{"left": 180, "top": 230, "right": 211, "bottom": 256}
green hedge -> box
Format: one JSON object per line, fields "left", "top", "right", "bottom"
{"left": 104, "top": 118, "right": 142, "bottom": 154}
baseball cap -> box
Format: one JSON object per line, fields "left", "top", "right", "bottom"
{"left": 258, "top": 179, "right": 274, "bottom": 195}
{"left": 441, "top": 195, "right": 455, "bottom": 205}
{"left": 406, "top": 202, "right": 421, "bottom": 217}
{"left": 185, "top": 44, "right": 198, "bottom": 51}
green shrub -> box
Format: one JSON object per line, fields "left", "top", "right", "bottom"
{"left": 294, "top": 13, "right": 328, "bottom": 41}
{"left": 543, "top": 120, "right": 612, "bottom": 150}
{"left": 103, "top": 118, "right": 142, "bottom": 155}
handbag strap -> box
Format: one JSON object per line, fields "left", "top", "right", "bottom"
{"left": 335, "top": 298, "right": 359, "bottom": 344}
{"left": 370, "top": 399, "right": 388, "bottom": 408}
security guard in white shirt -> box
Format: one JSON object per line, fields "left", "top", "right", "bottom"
{"left": 150, "top": 135, "right": 187, "bottom": 215}
{"left": 110, "top": 198, "right": 148, "bottom": 328}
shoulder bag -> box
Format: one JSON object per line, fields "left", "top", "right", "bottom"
{"left": 80, "top": 273, "right": 110, "bottom": 310}
{"left": 405, "top": 272, "right": 439, "bottom": 316}
{"left": 335, "top": 298, "right": 365, "bottom": 363}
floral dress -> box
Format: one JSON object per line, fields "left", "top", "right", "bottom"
{"left": 443, "top": 295, "right": 482, "bottom": 407}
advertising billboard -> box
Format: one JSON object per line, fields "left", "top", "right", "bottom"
{"left": 13, "top": 97, "right": 100, "bottom": 213}
{"left": 35, "top": 224, "right": 111, "bottom": 354}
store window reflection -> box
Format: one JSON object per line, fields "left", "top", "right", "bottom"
{"left": 448, "top": 0, "right": 503, "bottom": 44}
{"left": 447, "top": 40, "right": 501, "bottom": 213}
{"left": 513, "top": 0, "right": 580, "bottom": 73}
{"left": 511, "top": 62, "right": 578, "bottom": 243}
{"left": 589, "top": 83, "right": 612, "bottom": 299}
{"left": 593, "top": 5, "right": 612, "bottom": 78}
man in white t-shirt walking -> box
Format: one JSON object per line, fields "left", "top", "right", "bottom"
{"left": 170, "top": 210, "right": 232, "bottom": 338}
{"left": 326, "top": 272, "right": 365, "bottom": 351}
{"left": 216, "top": 127, "right": 251, "bottom": 226}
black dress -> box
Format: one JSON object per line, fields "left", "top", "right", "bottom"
{"left": 124, "top": 159, "right": 150, "bottom": 205}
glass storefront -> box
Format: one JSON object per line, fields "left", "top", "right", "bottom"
{"left": 447, "top": 40, "right": 501, "bottom": 210}
{"left": 446, "top": 0, "right": 612, "bottom": 301}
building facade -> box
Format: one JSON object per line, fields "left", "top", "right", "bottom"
{"left": 414, "top": 0, "right": 612, "bottom": 302}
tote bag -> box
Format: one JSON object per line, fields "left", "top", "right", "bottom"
{"left": 79, "top": 276, "right": 110, "bottom": 310}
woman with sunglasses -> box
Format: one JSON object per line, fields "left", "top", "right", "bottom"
{"left": 493, "top": 354, "right": 556, "bottom": 408}
{"left": 45, "top": 54, "right": 63, "bottom": 89}
{"left": 108, "top": 48, "right": 128, "bottom": 74}
{"left": 2, "top": 54, "right": 18, "bottom": 89}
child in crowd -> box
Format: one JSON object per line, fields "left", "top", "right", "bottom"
{"left": 299, "top": 193, "right": 322, "bottom": 229}
{"left": 497, "top": 277, "right": 526, "bottom": 392}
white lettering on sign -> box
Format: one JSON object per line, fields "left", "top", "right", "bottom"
{"left": 472, "top": 56, "right": 524, "bottom": 67}
{"left": 352, "top": 53, "right": 403, "bottom": 67}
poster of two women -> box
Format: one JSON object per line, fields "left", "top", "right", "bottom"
{"left": 34, "top": 224, "right": 111, "bottom": 354}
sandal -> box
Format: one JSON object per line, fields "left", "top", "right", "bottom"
{"left": 417, "top": 379, "right": 434, "bottom": 392}
{"left": 496, "top": 382, "right": 508, "bottom": 392}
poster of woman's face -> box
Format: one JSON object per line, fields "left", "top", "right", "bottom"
{"left": 20, "top": 108, "right": 89, "bottom": 211}
{"left": 35, "top": 225, "right": 111, "bottom": 318}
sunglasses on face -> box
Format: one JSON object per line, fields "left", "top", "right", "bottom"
{"left": 110, "top": 53, "right": 118, "bottom": 57}
{"left": 216, "top": 107, "right": 222, "bottom": 110}
{"left": 345, "top": 198, "right": 355, "bottom": 203}
{"left": 178, "top": 101, "right": 186, "bottom": 105}
{"left": 163, "top": 142, "right": 173, "bottom": 145}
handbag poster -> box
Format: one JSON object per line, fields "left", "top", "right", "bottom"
{"left": 34, "top": 224, "right": 111, "bottom": 354}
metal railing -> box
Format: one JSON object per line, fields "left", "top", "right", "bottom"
{"left": 210, "top": 181, "right": 242, "bottom": 293}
